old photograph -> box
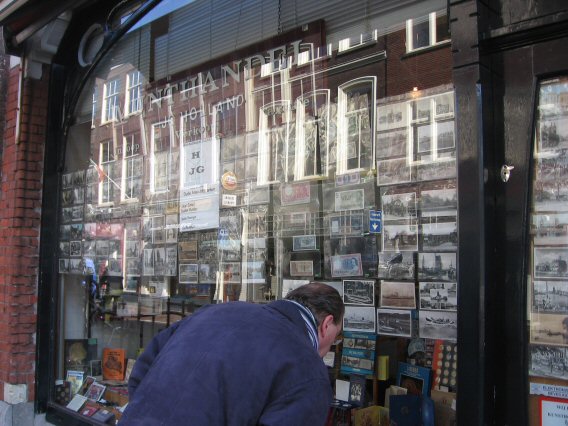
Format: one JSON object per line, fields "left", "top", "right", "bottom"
{"left": 59, "top": 259, "right": 69, "bottom": 273}
{"left": 534, "top": 247, "right": 568, "bottom": 279}
{"left": 335, "top": 189, "right": 365, "bottom": 212}
{"left": 529, "top": 345, "right": 568, "bottom": 379}
{"left": 530, "top": 312, "right": 568, "bottom": 346}
{"left": 376, "top": 308, "right": 412, "bottom": 337}
{"left": 380, "top": 281, "right": 416, "bottom": 309}
{"left": 533, "top": 280, "right": 568, "bottom": 313}
{"left": 382, "top": 221, "right": 418, "bottom": 252}
{"left": 69, "top": 241, "right": 82, "bottom": 257}
{"left": 421, "top": 218, "right": 458, "bottom": 251}
{"left": 436, "top": 120, "right": 455, "bottom": 151}
{"left": 377, "top": 251, "right": 415, "bottom": 280}
{"left": 377, "top": 158, "right": 412, "bottom": 186}
{"left": 417, "top": 158, "right": 456, "bottom": 181}
{"left": 538, "top": 115, "right": 568, "bottom": 152}
{"left": 416, "top": 124, "right": 432, "bottom": 153}
{"left": 331, "top": 253, "right": 363, "bottom": 277}
{"left": 178, "top": 240, "right": 198, "bottom": 261}
{"left": 179, "top": 263, "right": 199, "bottom": 284}
{"left": 343, "top": 306, "right": 376, "bottom": 333}
{"left": 533, "top": 178, "right": 568, "bottom": 212}
{"left": 381, "top": 190, "right": 417, "bottom": 221}
{"left": 420, "top": 185, "right": 457, "bottom": 217}
{"left": 152, "top": 216, "right": 165, "bottom": 244}
{"left": 198, "top": 263, "right": 217, "bottom": 283}
{"left": 419, "top": 311, "right": 457, "bottom": 341}
{"left": 244, "top": 260, "right": 265, "bottom": 283}
{"left": 419, "top": 282, "right": 457, "bottom": 310}
{"left": 376, "top": 129, "right": 408, "bottom": 159}
{"left": 343, "top": 280, "right": 375, "bottom": 306}
{"left": 59, "top": 241, "right": 70, "bottom": 257}
{"left": 143, "top": 248, "right": 154, "bottom": 276}
{"left": 532, "top": 213, "right": 568, "bottom": 245}
{"left": 377, "top": 101, "right": 407, "bottom": 132}
{"left": 417, "top": 252, "right": 457, "bottom": 281}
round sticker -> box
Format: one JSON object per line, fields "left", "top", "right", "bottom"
{"left": 221, "top": 171, "right": 237, "bottom": 190}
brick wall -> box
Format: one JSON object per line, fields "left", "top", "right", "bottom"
{"left": 0, "top": 63, "right": 48, "bottom": 402}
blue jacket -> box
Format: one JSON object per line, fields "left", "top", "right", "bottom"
{"left": 120, "top": 300, "right": 332, "bottom": 425}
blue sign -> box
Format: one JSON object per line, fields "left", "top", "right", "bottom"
{"left": 369, "top": 210, "right": 382, "bottom": 234}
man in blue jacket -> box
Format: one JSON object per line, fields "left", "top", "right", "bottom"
{"left": 120, "top": 282, "right": 344, "bottom": 425}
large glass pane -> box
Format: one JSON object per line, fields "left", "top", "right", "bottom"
{"left": 54, "top": 1, "right": 457, "bottom": 422}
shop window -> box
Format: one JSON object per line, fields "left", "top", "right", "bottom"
{"left": 125, "top": 71, "right": 143, "bottom": 115}
{"left": 102, "top": 78, "right": 121, "bottom": 123}
{"left": 406, "top": 12, "right": 450, "bottom": 53}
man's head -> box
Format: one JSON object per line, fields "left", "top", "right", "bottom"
{"left": 286, "top": 282, "right": 345, "bottom": 357}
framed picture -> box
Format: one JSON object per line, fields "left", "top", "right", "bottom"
{"left": 529, "top": 345, "right": 568, "bottom": 379}
{"left": 377, "top": 252, "right": 415, "bottom": 280}
{"left": 377, "top": 308, "right": 412, "bottom": 337}
{"left": 342, "top": 279, "right": 375, "bottom": 306}
{"left": 343, "top": 306, "right": 376, "bottom": 333}
{"left": 199, "top": 263, "right": 218, "bottom": 284}
{"left": 220, "top": 262, "right": 241, "bottom": 284}
{"left": 377, "top": 101, "right": 407, "bottom": 131}
{"left": 376, "top": 129, "right": 408, "bottom": 159}
{"left": 329, "top": 213, "right": 364, "bottom": 238}
{"left": 377, "top": 158, "right": 412, "bottom": 186}
{"left": 380, "top": 281, "right": 416, "bottom": 309}
{"left": 417, "top": 158, "right": 456, "bottom": 181}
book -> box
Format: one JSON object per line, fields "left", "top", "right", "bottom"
{"left": 389, "top": 395, "right": 422, "bottom": 426}
{"left": 397, "top": 362, "right": 432, "bottom": 396}
{"left": 384, "top": 385, "right": 407, "bottom": 408}
{"left": 66, "top": 370, "right": 84, "bottom": 396}
{"left": 124, "top": 358, "right": 136, "bottom": 382}
{"left": 102, "top": 348, "right": 126, "bottom": 381}
{"left": 66, "top": 394, "right": 87, "bottom": 412}
{"left": 348, "top": 374, "right": 367, "bottom": 407}
{"left": 80, "top": 401, "right": 99, "bottom": 417}
{"left": 340, "top": 331, "right": 376, "bottom": 376}
{"left": 91, "top": 408, "right": 116, "bottom": 423}
{"left": 85, "top": 382, "right": 106, "bottom": 401}
{"left": 77, "top": 376, "right": 95, "bottom": 396}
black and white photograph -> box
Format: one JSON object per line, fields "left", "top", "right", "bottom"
{"left": 244, "top": 260, "right": 265, "bottom": 283}
{"left": 419, "top": 310, "right": 457, "bottom": 341}
{"left": 343, "top": 306, "right": 376, "bottom": 332}
{"left": 69, "top": 259, "right": 84, "bottom": 275}
{"left": 70, "top": 224, "right": 83, "bottom": 240}
{"left": 107, "top": 257, "right": 123, "bottom": 277}
{"left": 84, "top": 223, "right": 97, "bottom": 239}
{"left": 417, "top": 252, "right": 457, "bottom": 281}
{"left": 281, "top": 279, "right": 311, "bottom": 298}
{"left": 153, "top": 247, "right": 166, "bottom": 275}
{"left": 341, "top": 355, "right": 374, "bottom": 375}
{"left": 529, "top": 345, "right": 568, "bottom": 379}
{"left": 413, "top": 98, "right": 431, "bottom": 122}
{"left": 62, "top": 172, "right": 73, "bottom": 189}
{"left": 331, "top": 253, "right": 363, "bottom": 277}
{"left": 199, "top": 263, "right": 217, "bottom": 283}
{"left": 381, "top": 190, "right": 417, "bottom": 221}
{"left": 329, "top": 213, "right": 364, "bottom": 238}
{"left": 59, "top": 241, "right": 70, "bottom": 257}
{"left": 178, "top": 240, "right": 198, "bottom": 261}
{"left": 348, "top": 375, "right": 366, "bottom": 407}
{"left": 72, "top": 188, "right": 85, "bottom": 205}
{"left": 377, "top": 251, "right": 415, "bottom": 280}
{"left": 534, "top": 247, "right": 568, "bottom": 279}
{"left": 377, "top": 158, "right": 412, "bottom": 186}
{"left": 165, "top": 246, "right": 177, "bottom": 276}
{"left": 69, "top": 241, "right": 81, "bottom": 257}
{"left": 95, "top": 240, "right": 109, "bottom": 257}
{"left": 342, "top": 280, "right": 375, "bottom": 306}
{"left": 435, "top": 93, "right": 454, "bottom": 117}
{"left": 538, "top": 115, "right": 568, "bottom": 153}
{"left": 292, "top": 235, "right": 317, "bottom": 251}
{"left": 419, "top": 282, "right": 457, "bottom": 310}
{"left": 376, "top": 129, "right": 408, "bottom": 159}
{"left": 533, "top": 281, "right": 568, "bottom": 313}
{"left": 179, "top": 263, "right": 199, "bottom": 284}
{"left": 420, "top": 185, "right": 457, "bottom": 217}
{"left": 72, "top": 170, "right": 86, "bottom": 187}
{"left": 165, "top": 214, "right": 178, "bottom": 243}
{"left": 436, "top": 120, "right": 455, "bottom": 151}
{"left": 421, "top": 218, "right": 458, "bottom": 251}
{"left": 125, "top": 241, "right": 140, "bottom": 258}
{"left": 535, "top": 153, "right": 568, "bottom": 183}
{"left": 377, "top": 102, "right": 407, "bottom": 131}
{"left": 376, "top": 308, "right": 412, "bottom": 337}
{"left": 143, "top": 248, "right": 154, "bottom": 276}
{"left": 219, "top": 209, "right": 242, "bottom": 259}
{"left": 417, "top": 158, "right": 456, "bottom": 181}
{"left": 59, "top": 258, "right": 69, "bottom": 273}
{"left": 380, "top": 281, "right": 416, "bottom": 309}
{"left": 152, "top": 216, "right": 165, "bottom": 244}
{"left": 530, "top": 312, "right": 568, "bottom": 346}
{"left": 532, "top": 213, "right": 568, "bottom": 245}
{"left": 81, "top": 240, "right": 95, "bottom": 258}
{"left": 533, "top": 178, "right": 568, "bottom": 212}
{"left": 290, "top": 260, "right": 314, "bottom": 277}
{"left": 382, "top": 221, "right": 418, "bottom": 252}
{"left": 416, "top": 124, "right": 432, "bottom": 153}
{"left": 125, "top": 258, "right": 140, "bottom": 276}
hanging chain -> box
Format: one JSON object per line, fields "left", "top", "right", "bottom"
{"left": 277, "top": 0, "right": 282, "bottom": 34}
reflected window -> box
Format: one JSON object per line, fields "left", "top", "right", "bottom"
{"left": 406, "top": 12, "right": 450, "bottom": 52}
{"left": 151, "top": 120, "right": 173, "bottom": 193}
{"left": 102, "top": 78, "right": 120, "bottom": 123}
{"left": 258, "top": 101, "right": 291, "bottom": 185}
{"left": 98, "top": 140, "right": 114, "bottom": 204}
{"left": 126, "top": 71, "right": 143, "bottom": 115}
{"left": 122, "top": 133, "right": 142, "bottom": 201}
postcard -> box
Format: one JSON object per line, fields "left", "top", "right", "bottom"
{"left": 292, "top": 235, "right": 317, "bottom": 251}
{"left": 380, "top": 281, "right": 416, "bottom": 309}
{"left": 290, "top": 260, "right": 314, "bottom": 277}
{"left": 343, "top": 280, "right": 375, "bottom": 306}
{"left": 335, "top": 189, "right": 365, "bottom": 212}
{"left": 331, "top": 254, "right": 363, "bottom": 277}
{"left": 377, "top": 308, "right": 412, "bottom": 337}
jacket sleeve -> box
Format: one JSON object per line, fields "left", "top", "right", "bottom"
{"left": 127, "top": 320, "right": 181, "bottom": 398}
{"left": 257, "top": 378, "right": 332, "bottom": 426}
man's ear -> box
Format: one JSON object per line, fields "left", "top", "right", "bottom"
{"left": 319, "top": 314, "right": 335, "bottom": 337}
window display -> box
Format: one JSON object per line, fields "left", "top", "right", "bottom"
{"left": 54, "top": 1, "right": 457, "bottom": 422}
